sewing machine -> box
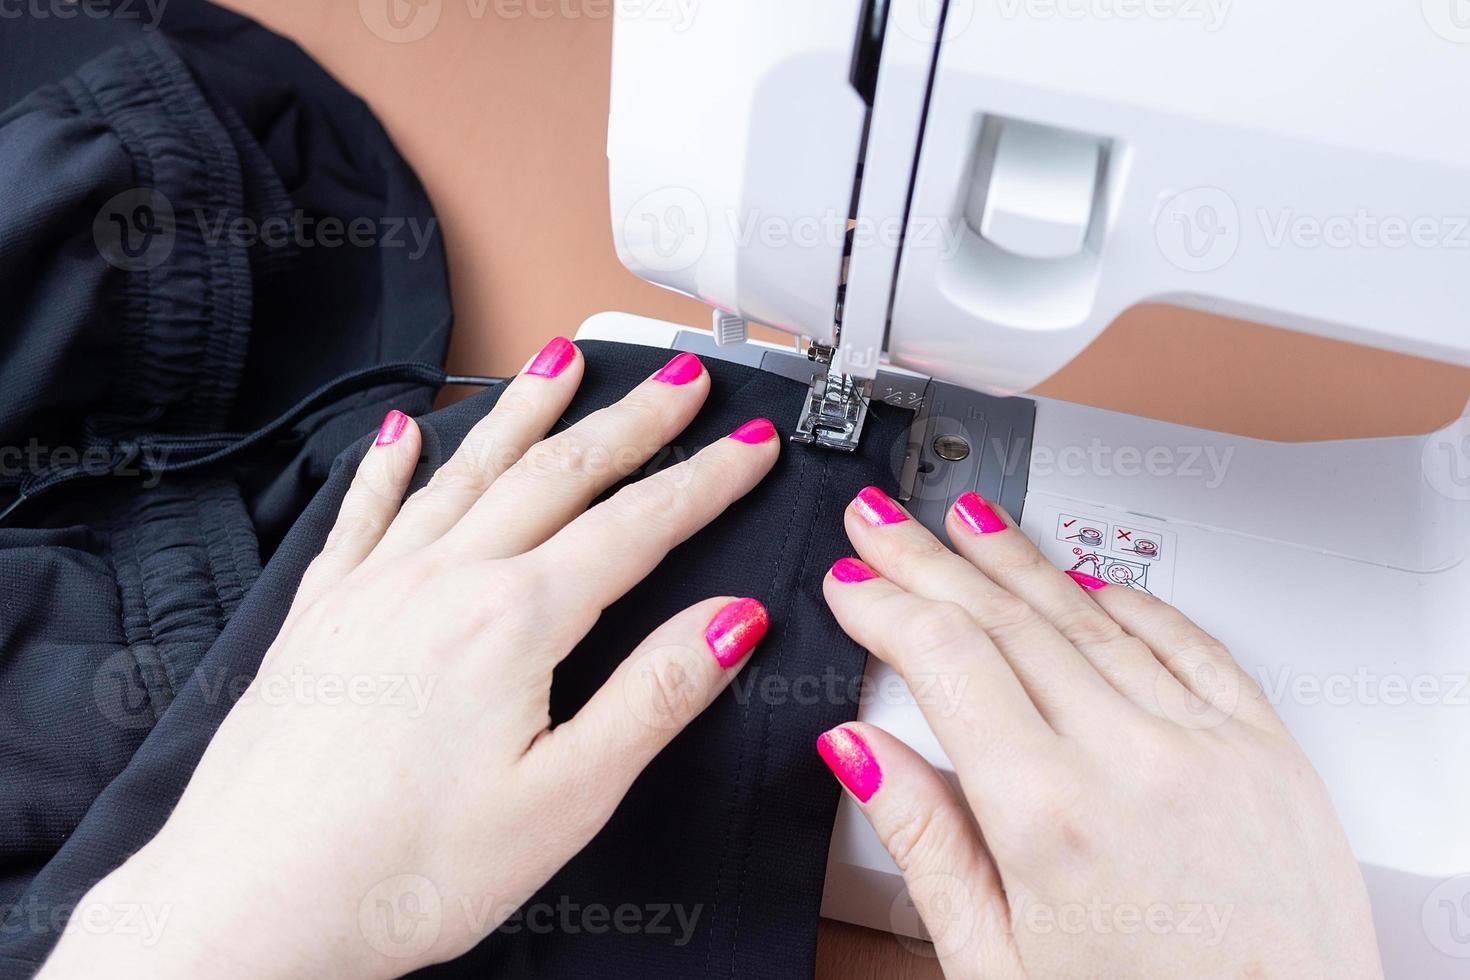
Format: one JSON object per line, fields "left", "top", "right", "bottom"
{"left": 592, "top": 2, "right": 1470, "bottom": 974}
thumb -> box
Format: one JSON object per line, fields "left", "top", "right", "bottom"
{"left": 817, "top": 723, "right": 1026, "bottom": 980}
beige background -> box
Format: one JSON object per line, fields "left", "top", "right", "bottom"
{"left": 219, "top": 1, "right": 1469, "bottom": 973}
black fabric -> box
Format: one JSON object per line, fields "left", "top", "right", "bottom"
{"left": 0, "top": 7, "right": 894, "bottom": 978}
{"left": 0, "top": 342, "right": 905, "bottom": 978}
{"left": 0, "top": 0, "right": 449, "bottom": 963}
{"left": 440, "top": 344, "right": 908, "bottom": 979}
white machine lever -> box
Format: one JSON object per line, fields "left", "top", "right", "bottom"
{"left": 976, "top": 121, "right": 1101, "bottom": 260}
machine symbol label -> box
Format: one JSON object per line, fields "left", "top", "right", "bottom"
{"left": 1113, "top": 525, "right": 1163, "bottom": 561}
{"left": 1043, "top": 509, "right": 1177, "bottom": 601}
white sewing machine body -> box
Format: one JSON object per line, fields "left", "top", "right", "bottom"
{"left": 601, "top": 2, "right": 1470, "bottom": 974}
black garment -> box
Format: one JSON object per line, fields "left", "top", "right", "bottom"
{"left": 0, "top": 6, "right": 892, "bottom": 978}
{"left": 0, "top": 1, "right": 450, "bottom": 968}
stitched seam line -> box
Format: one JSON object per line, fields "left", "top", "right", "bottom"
{"left": 727, "top": 449, "right": 831, "bottom": 976}
{"left": 700, "top": 443, "right": 811, "bottom": 980}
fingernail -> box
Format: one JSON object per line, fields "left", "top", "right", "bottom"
{"left": 526, "top": 336, "right": 576, "bottom": 378}
{"left": 375, "top": 410, "right": 409, "bottom": 447}
{"left": 953, "top": 491, "right": 1007, "bottom": 535}
{"left": 653, "top": 352, "right": 703, "bottom": 386}
{"left": 729, "top": 418, "right": 777, "bottom": 444}
{"left": 705, "top": 598, "right": 769, "bottom": 669}
{"left": 830, "top": 557, "right": 878, "bottom": 583}
{"left": 853, "top": 486, "right": 908, "bottom": 526}
{"left": 816, "top": 727, "right": 882, "bottom": 803}
{"left": 1066, "top": 570, "right": 1108, "bottom": 591}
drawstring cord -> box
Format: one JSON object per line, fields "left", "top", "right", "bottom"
{"left": 0, "top": 361, "right": 504, "bottom": 526}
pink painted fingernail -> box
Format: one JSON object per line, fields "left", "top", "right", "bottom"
{"left": 1066, "top": 570, "right": 1109, "bottom": 591}
{"left": 705, "top": 598, "right": 769, "bottom": 669}
{"left": 953, "top": 491, "right": 1007, "bottom": 535}
{"left": 830, "top": 558, "right": 878, "bottom": 583}
{"left": 817, "top": 727, "right": 883, "bottom": 803}
{"left": 729, "top": 418, "right": 777, "bottom": 444}
{"left": 375, "top": 410, "right": 409, "bottom": 447}
{"left": 653, "top": 352, "right": 703, "bottom": 386}
{"left": 853, "top": 486, "right": 908, "bottom": 526}
{"left": 526, "top": 336, "right": 576, "bottom": 378}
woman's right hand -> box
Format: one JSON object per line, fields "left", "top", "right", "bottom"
{"left": 817, "top": 486, "right": 1383, "bottom": 979}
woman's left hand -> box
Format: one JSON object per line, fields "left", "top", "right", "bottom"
{"left": 41, "top": 341, "right": 781, "bottom": 979}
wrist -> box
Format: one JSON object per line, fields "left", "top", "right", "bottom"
{"left": 38, "top": 830, "right": 352, "bottom": 980}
